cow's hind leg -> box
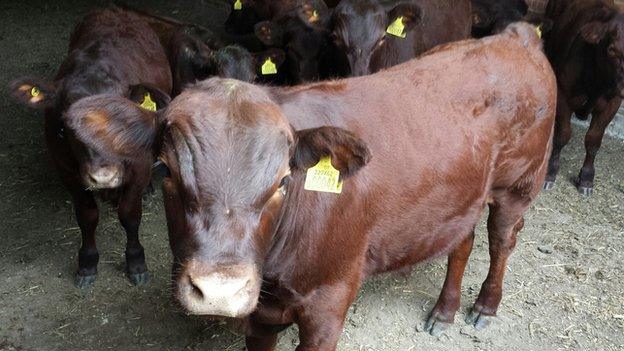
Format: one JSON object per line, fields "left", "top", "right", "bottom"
{"left": 466, "top": 192, "right": 528, "bottom": 330}
{"left": 425, "top": 231, "right": 475, "bottom": 336}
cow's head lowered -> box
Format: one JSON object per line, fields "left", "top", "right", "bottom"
{"left": 331, "top": 0, "right": 421, "bottom": 76}
{"left": 10, "top": 79, "right": 170, "bottom": 190}
{"left": 157, "top": 79, "right": 370, "bottom": 317}
{"left": 580, "top": 10, "right": 624, "bottom": 96}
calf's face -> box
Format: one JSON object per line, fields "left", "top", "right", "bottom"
{"left": 159, "top": 79, "right": 370, "bottom": 318}
{"left": 11, "top": 79, "right": 170, "bottom": 190}
{"left": 63, "top": 87, "right": 170, "bottom": 190}
{"left": 331, "top": 0, "right": 420, "bottom": 76}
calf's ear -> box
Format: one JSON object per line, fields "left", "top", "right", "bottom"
{"left": 255, "top": 21, "right": 284, "bottom": 46}
{"left": 387, "top": 3, "right": 422, "bottom": 33}
{"left": 291, "top": 126, "right": 371, "bottom": 180}
{"left": 126, "top": 84, "right": 171, "bottom": 112}
{"left": 580, "top": 21, "right": 608, "bottom": 44}
{"left": 9, "top": 78, "right": 57, "bottom": 109}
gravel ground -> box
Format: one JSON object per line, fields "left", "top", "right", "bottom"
{"left": 1, "top": 1, "right": 623, "bottom": 350}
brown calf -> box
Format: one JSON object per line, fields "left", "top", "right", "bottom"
{"left": 75, "top": 23, "right": 554, "bottom": 349}
{"left": 10, "top": 7, "right": 172, "bottom": 288}
{"left": 543, "top": 0, "right": 624, "bottom": 195}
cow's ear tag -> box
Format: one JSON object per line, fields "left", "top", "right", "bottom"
{"left": 261, "top": 58, "right": 278, "bottom": 75}
{"left": 30, "top": 86, "right": 40, "bottom": 97}
{"left": 304, "top": 156, "right": 343, "bottom": 194}
{"left": 140, "top": 92, "right": 157, "bottom": 112}
{"left": 234, "top": 0, "right": 243, "bottom": 10}
{"left": 310, "top": 9, "right": 320, "bottom": 22}
{"left": 535, "top": 25, "right": 542, "bottom": 39}
{"left": 386, "top": 16, "right": 406, "bottom": 38}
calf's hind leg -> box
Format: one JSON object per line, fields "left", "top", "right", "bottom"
{"left": 424, "top": 231, "right": 475, "bottom": 336}
{"left": 466, "top": 194, "right": 527, "bottom": 330}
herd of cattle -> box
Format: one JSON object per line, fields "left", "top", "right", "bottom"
{"left": 8, "top": 0, "right": 624, "bottom": 349}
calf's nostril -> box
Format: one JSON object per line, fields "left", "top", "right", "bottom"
{"left": 188, "top": 276, "right": 204, "bottom": 299}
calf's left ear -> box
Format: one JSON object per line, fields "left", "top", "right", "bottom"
{"left": 291, "top": 126, "right": 371, "bottom": 179}
{"left": 126, "top": 84, "right": 171, "bottom": 112}
{"left": 387, "top": 3, "right": 422, "bottom": 33}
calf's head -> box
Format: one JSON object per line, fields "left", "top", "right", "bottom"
{"left": 10, "top": 79, "right": 170, "bottom": 189}
{"left": 331, "top": 0, "right": 421, "bottom": 76}
{"left": 255, "top": 0, "right": 330, "bottom": 82}
{"left": 580, "top": 12, "right": 624, "bottom": 96}
{"left": 158, "top": 79, "right": 370, "bottom": 317}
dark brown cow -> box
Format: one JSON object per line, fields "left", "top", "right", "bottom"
{"left": 543, "top": 0, "right": 624, "bottom": 195}
{"left": 471, "top": 0, "right": 529, "bottom": 37}
{"left": 10, "top": 8, "right": 172, "bottom": 288}
{"left": 74, "top": 24, "right": 554, "bottom": 349}
{"left": 331, "top": 0, "right": 472, "bottom": 76}
{"left": 168, "top": 25, "right": 287, "bottom": 94}
{"left": 224, "top": 0, "right": 304, "bottom": 35}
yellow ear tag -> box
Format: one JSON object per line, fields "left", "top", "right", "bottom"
{"left": 535, "top": 25, "right": 542, "bottom": 39}
{"left": 310, "top": 9, "right": 320, "bottom": 23}
{"left": 304, "top": 156, "right": 343, "bottom": 194}
{"left": 261, "top": 58, "right": 278, "bottom": 75}
{"left": 386, "top": 16, "right": 406, "bottom": 38}
{"left": 30, "top": 86, "right": 40, "bottom": 97}
{"left": 140, "top": 93, "right": 157, "bottom": 112}
{"left": 234, "top": 0, "right": 242, "bottom": 10}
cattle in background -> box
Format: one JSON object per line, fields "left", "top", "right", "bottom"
{"left": 471, "top": 0, "right": 529, "bottom": 37}
{"left": 331, "top": 0, "right": 472, "bottom": 76}
{"left": 76, "top": 23, "right": 555, "bottom": 348}
{"left": 543, "top": 0, "right": 624, "bottom": 195}
{"left": 10, "top": 8, "right": 172, "bottom": 288}
{"left": 254, "top": 0, "right": 350, "bottom": 83}
{"left": 224, "top": 0, "right": 303, "bottom": 35}
{"left": 168, "top": 25, "right": 287, "bottom": 94}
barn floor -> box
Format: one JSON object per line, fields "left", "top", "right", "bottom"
{"left": 1, "top": 1, "right": 623, "bottom": 351}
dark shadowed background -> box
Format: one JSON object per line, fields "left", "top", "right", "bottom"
{"left": 0, "top": 1, "right": 623, "bottom": 350}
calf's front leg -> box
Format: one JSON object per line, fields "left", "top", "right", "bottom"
{"left": 73, "top": 190, "right": 100, "bottom": 288}
{"left": 295, "top": 284, "right": 359, "bottom": 351}
{"left": 425, "top": 231, "right": 475, "bottom": 336}
{"left": 118, "top": 183, "right": 149, "bottom": 285}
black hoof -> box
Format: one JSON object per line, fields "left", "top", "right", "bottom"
{"left": 543, "top": 180, "right": 555, "bottom": 191}
{"left": 577, "top": 186, "right": 593, "bottom": 197}
{"left": 74, "top": 274, "right": 97, "bottom": 289}
{"left": 129, "top": 271, "right": 150, "bottom": 286}
{"left": 465, "top": 309, "right": 494, "bottom": 331}
{"left": 424, "top": 314, "right": 452, "bottom": 337}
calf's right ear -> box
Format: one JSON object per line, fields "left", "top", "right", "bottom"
{"left": 290, "top": 126, "right": 371, "bottom": 180}
{"left": 126, "top": 84, "right": 171, "bottom": 112}
{"left": 9, "top": 78, "right": 57, "bottom": 109}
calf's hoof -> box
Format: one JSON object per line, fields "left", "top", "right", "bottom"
{"left": 542, "top": 180, "right": 555, "bottom": 191}
{"left": 577, "top": 185, "right": 593, "bottom": 197}
{"left": 74, "top": 274, "right": 97, "bottom": 288}
{"left": 128, "top": 271, "right": 150, "bottom": 286}
{"left": 424, "top": 313, "right": 453, "bottom": 337}
{"left": 465, "top": 308, "right": 495, "bottom": 331}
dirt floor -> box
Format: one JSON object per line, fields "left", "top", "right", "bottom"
{"left": 1, "top": 1, "right": 623, "bottom": 351}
